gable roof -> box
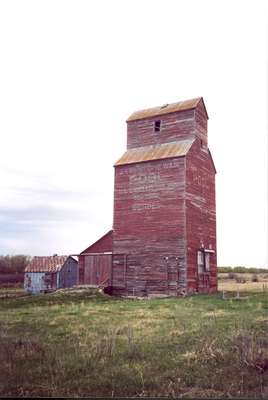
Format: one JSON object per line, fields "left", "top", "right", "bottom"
{"left": 127, "top": 97, "right": 208, "bottom": 122}
{"left": 114, "top": 139, "right": 195, "bottom": 166}
{"left": 80, "top": 230, "right": 113, "bottom": 255}
{"left": 25, "top": 256, "right": 73, "bottom": 273}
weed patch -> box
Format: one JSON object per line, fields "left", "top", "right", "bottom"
{"left": 0, "top": 290, "right": 267, "bottom": 397}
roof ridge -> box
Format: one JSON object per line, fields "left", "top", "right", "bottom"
{"left": 127, "top": 97, "right": 205, "bottom": 122}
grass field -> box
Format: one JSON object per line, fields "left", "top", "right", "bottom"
{"left": 218, "top": 273, "right": 268, "bottom": 294}
{"left": 0, "top": 286, "right": 268, "bottom": 398}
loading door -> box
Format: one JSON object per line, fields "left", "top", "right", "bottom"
{"left": 197, "top": 250, "right": 211, "bottom": 293}
{"left": 167, "top": 257, "right": 179, "bottom": 296}
{"left": 84, "top": 254, "right": 112, "bottom": 286}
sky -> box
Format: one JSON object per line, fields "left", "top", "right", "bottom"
{"left": 0, "top": 0, "right": 267, "bottom": 267}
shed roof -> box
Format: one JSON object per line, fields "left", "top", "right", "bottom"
{"left": 114, "top": 139, "right": 195, "bottom": 166}
{"left": 25, "top": 256, "right": 73, "bottom": 273}
{"left": 127, "top": 97, "right": 208, "bottom": 122}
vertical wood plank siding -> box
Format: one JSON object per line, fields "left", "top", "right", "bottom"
{"left": 59, "top": 258, "right": 78, "bottom": 289}
{"left": 194, "top": 101, "right": 208, "bottom": 147}
{"left": 83, "top": 254, "right": 112, "bottom": 285}
{"left": 185, "top": 139, "right": 217, "bottom": 293}
{"left": 79, "top": 231, "right": 113, "bottom": 285}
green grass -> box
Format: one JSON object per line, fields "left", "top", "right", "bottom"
{"left": 0, "top": 289, "right": 268, "bottom": 398}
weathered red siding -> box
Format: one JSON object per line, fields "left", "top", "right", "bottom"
{"left": 83, "top": 254, "right": 112, "bottom": 286}
{"left": 194, "top": 101, "right": 208, "bottom": 147}
{"left": 112, "top": 158, "right": 187, "bottom": 296}
{"left": 112, "top": 97, "right": 217, "bottom": 296}
{"left": 78, "top": 98, "right": 216, "bottom": 295}
{"left": 127, "top": 109, "right": 195, "bottom": 149}
{"left": 79, "top": 230, "right": 113, "bottom": 285}
{"left": 80, "top": 230, "right": 113, "bottom": 254}
{"left": 185, "top": 139, "right": 217, "bottom": 293}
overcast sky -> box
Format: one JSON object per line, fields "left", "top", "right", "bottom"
{"left": 0, "top": 0, "right": 267, "bottom": 267}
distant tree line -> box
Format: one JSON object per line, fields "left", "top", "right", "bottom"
{"left": 218, "top": 266, "right": 268, "bottom": 274}
{"left": 0, "top": 255, "right": 31, "bottom": 274}
{"left": 1, "top": 256, "right": 267, "bottom": 275}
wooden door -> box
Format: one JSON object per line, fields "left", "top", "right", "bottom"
{"left": 197, "top": 251, "right": 210, "bottom": 293}
{"left": 98, "top": 255, "right": 112, "bottom": 285}
{"left": 84, "top": 255, "right": 112, "bottom": 286}
{"left": 167, "top": 259, "right": 178, "bottom": 296}
{"left": 86, "top": 256, "right": 98, "bottom": 284}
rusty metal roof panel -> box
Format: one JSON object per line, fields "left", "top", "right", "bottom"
{"left": 25, "top": 256, "right": 69, "bottom": 273}
{"left": 114, "top": 139, "right": 195, "bottom": 166}
{"left": 127, "top": 97, "right": 204, "bottom": 122}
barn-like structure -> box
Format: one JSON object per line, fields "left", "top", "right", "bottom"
{"left": 24, "top": 255, "right": 78, "bottom": 294}
{"left": 79, "top": 97, "right": 217, "bottom": 296}
{"left": 79, "top": 230, "right": 113, "bottom": 287}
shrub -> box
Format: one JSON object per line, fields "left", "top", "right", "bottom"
{"left": 251, "top": 274, "right": 259, "bottom": 282}
{"left": 217, "top": 267, "right": 233, "bottom": 273}
{"left": 248, "top": 267, "right": 268, "bottom": 274}
{"left": 233, "top": 266, "right": 247, "bottom": 273}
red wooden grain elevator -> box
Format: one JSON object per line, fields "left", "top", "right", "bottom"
{"left": 112, "top": 97, "right": 217, "bottom": 296}
{"left": 79, "top": 97, "right": 217, "bottom": 296}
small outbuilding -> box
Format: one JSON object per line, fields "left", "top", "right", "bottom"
{"left": 24, "top": 255, "right": 78, "bottom": 294}
{"left": 79, "top": 230, "right": 113, "bottom": 288}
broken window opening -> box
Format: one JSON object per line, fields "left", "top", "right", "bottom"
{"left": 154, "top": 120, "right": 161, "bottom": 132}
{"left": 197, "top": 250, "right": 210, "bottom": 273}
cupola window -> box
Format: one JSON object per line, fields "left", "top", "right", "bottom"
{"left": 154, "top": 120, "right": 161, "bottom": 132}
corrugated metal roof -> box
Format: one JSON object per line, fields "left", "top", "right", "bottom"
{"left": 127, "top": 97, "right": 206, "bottom": 122}
{"left": 25, "top": 256, "right": 69, "bottom": 273}
{"left": 114, "top": 139, "right": 194, "bottom": 166}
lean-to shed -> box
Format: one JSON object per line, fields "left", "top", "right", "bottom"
{"left": 79, "top": 230, "right": 113, "bottom": 287}
{"left": 24, "top": 255, "right": 78, "bottom": 294}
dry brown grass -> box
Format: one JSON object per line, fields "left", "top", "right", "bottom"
{"left": 218, "top": 273, "right": 268, "bottom": 293}
{"left": 218, "top": 280, "right": 268, "bottom": 293}
{"left": 218, "top": 272, "right": 268, "bottom": 281}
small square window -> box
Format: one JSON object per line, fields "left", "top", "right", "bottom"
{"left": 154, "top": 120, "right": 161, "bottom": 132}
